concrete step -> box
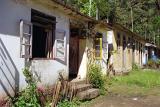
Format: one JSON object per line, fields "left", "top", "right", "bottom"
{"left": 74, "top": 84, "right": 92, "bottom": 93}
{"left": 71, "top": 80, "right": 87, "bottom": 84}
{"left": 76, "top": 88, "right": 100, "bottom": 100}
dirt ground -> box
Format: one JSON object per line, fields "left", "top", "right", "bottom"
{"left": 87, "top": 94, "right": 160, "bottom": 107}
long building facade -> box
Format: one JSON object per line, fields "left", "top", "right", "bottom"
{"left": 0, "top": 0, "right": 158, "bottom": 101}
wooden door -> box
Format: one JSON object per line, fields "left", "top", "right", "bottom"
{"left": 69, "top": 35, "right": 79, "bottom": 78}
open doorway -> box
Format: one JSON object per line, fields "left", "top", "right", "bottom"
{"left": 31, "top": 9, "right": 56, "bottom": 59}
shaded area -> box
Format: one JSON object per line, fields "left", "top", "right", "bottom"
{"left": 0, "top": 38, "right": 19, "bottom": 99}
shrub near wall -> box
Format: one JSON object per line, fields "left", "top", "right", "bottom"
{"left": 88, "top": 64, "right": 107, "bottom": 94}
{"left": 12, "top": 68, "right": 41, "bottom": 107}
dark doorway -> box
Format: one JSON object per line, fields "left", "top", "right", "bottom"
{"left": 123, "top": 36, "right": 127, "bottom": 68}
{"left": 69, "top": 28, "right": 79, "bottom": 79}
{"left": 132, "top": 40, "right": 135, "bottom": 64}
{"left": 31, "top": 9, "right": 56, "bottom": 59}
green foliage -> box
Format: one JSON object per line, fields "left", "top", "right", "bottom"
{"left": 66, "top": 0, "right": 160, "bottom": 45}
{"left": 88, "top": 64, "right": 107, "bottom": 94}
{"left": 153, "top": 16, "right": 160, "bottom": 29}
{"left": 112, "top": 69, "right": 160, "bottom": 88}
{"left": 12, "top": 68, "right": 40, "bottom": 107}
{"left": 57, "top": 99, "right": 80, "bottom": 107}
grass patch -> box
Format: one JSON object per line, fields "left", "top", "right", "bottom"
{"left": 112, "top": 69, "right": 160, "bottom": 88}
{"left": 110, "top": 69, "right": 160, "bottom": 96}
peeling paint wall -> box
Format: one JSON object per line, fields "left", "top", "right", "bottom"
{"left": 113, "top": 28, "right": 146, "bottom": 73}
{"left": 113, "top": 29, "right": 133, "bottom": 73}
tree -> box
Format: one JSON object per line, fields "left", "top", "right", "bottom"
{"left": 65, "top": 0, "right": 160, "bottom": 45}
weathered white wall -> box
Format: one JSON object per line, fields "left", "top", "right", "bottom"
{"left": 0, "top": 0, "right": 30, "bottom": 100}
{"left": 0, "top": 0, "right": 70, "bottom": 99}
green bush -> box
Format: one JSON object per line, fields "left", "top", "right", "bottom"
{"left": 88, "top": 64, "right": 107, "bottom": 92}
{"left": 57, "top": 99, "right": 80, "bottom": 107}
{"left": 12, "top": 68, "right": 40, "bottom": 107}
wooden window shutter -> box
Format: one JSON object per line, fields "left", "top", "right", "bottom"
{"left": 55, "top": 29, "right": 66, "bottom": 59}
{"left": 20, "top": 20, "right": 32, "bottom": 58}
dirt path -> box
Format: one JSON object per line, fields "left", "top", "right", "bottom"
{"left": 88, "top": 95, "right": 160, "bottom": 107}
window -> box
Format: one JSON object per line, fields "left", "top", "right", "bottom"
{"left": 117, "top": 33, "right": 121, "bottom": 49}
{"left": 20, "top": 10, "right": 57, "bottom": 59}
{"left": 55, "top": 30, "right": 65, "bottom": 59}
{"left": 31, "top": 9, "right": 56, "bottom": 59}
{"left": 94, "top": 37, "right": 102, "bottom": 59}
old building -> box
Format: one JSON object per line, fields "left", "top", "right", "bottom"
{"left": 0, "top": 0, "right": 157, "bottom": 101}
{"left": 110, "top": 23, "right": 148, "bottom": 74}
{"left": 0, "top": 0, "right": 98, "bottom": 100}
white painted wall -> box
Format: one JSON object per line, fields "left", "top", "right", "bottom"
{"left": 0, "top": 0, "right": 70, "bottom": 99}
{"left": 0, "top": 0, "right": 30, "bottom": 99}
